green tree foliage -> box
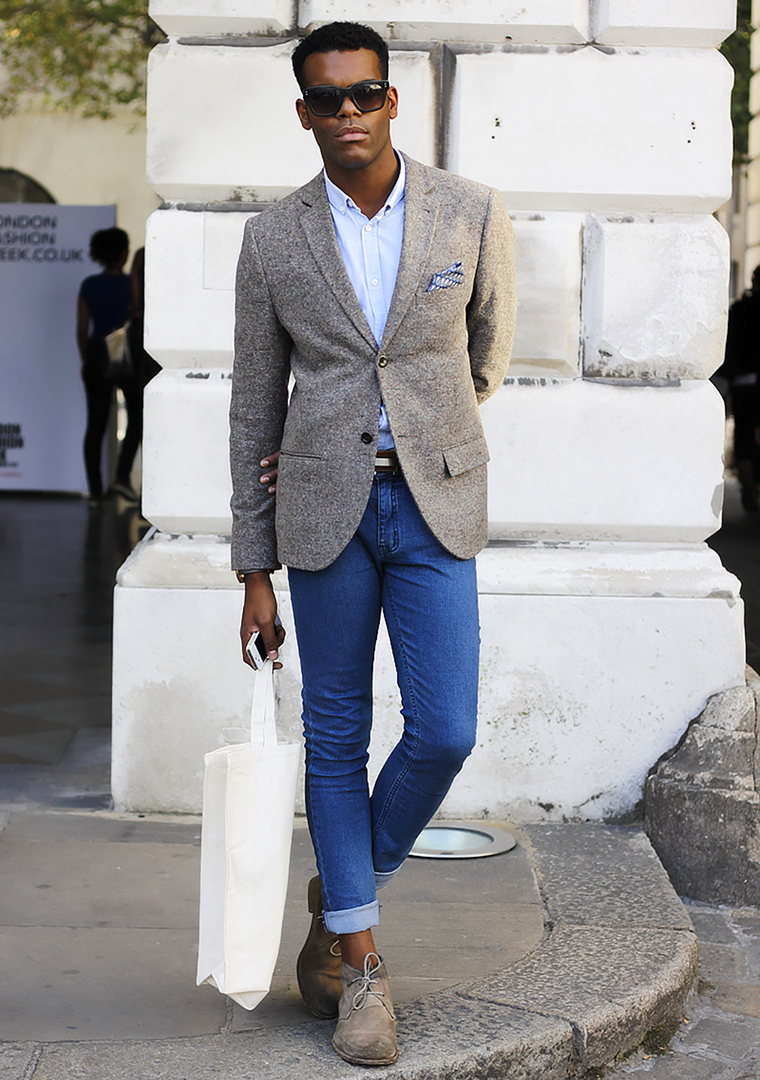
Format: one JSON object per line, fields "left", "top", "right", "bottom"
{"left": 721, "top": 0, "right": 753, "bottom": 163}
{"left": 0, "top": 1, "right": 163, "bottom": 119}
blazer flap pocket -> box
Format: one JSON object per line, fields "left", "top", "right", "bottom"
{"left": 443, "top": 435, "right": 490, "bottom": 477}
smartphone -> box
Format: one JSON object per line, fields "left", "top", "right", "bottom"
{"left": 245, "top": 615, "right": 282, "bottom": 670}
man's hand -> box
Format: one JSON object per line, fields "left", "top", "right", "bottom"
{"left": 259, "top": 450, "right": 280, "bottom": 493}
{"left": 240, "top": 571, "right": 286, "bottom": 670}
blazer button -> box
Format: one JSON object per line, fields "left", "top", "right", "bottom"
{"left": 361, "top": 432, "right": 373, "bottom": 444}
{"left": 377, "top": 355, "right": 388, "bottom": 368}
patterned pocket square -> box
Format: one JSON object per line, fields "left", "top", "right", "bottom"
{"left": 427, "top": 260, "right": 464, "bottom": 292}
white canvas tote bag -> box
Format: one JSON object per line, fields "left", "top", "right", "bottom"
{"left": 196, "top": 660, "right": 301, "bottom": 1009}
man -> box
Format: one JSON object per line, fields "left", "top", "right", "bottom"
{"left": 230, "top": 21, "right": 515, "bottom": 1066}
{"left": 718, "top": 265, "right": 760, "bottom": 511}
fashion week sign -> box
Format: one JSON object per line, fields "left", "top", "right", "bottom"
{"left": 0, "top": 204, "right": 115, "bottom": 491}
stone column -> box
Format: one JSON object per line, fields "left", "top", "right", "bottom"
{"left": 112, "top": 0, "right": 745, "bottom": 821}
{"left": 747, "top": 0, "right": 760, "bottom": 276}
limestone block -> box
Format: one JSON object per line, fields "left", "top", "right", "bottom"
{"left": 747, "top": 201, "right": 760, "bottom": 250}
{"left": 299, "top": 0, "right": 589, "bottom": 43}
{"left": 751, "top": 71, "right": 760, "bottom": 117}
{"left": 145, "top": 208, "right": 581, "bottom": 374}
{"left": 749, "top": 113, "right": 760, "bottom": 162}
{"left": 448, "top": 47, "right": 733, "bottom": 213}
{"left": 744, "top": 156, "right": 760, "bottom": 213}
{"left": 447, "top": 592, "right": 744, "bottom": 821}
{"left": 144, "top": 208, "right": 250, "bottom": 369}
{"left": 112, "top": 536, "right": 745, "bottom": 817}
{"left": 482, "top": 379, "right": 725, "bottom": 543}
{"left": 141, "top": 373, "right": 725, "bottom": 542}
{"left": 111, "top": 582, "right": 305, "bottom": 813}
{"left": 582, "top": 215, "right": 729, "bottom": 380}
{"left": 149, "top": 0, "right": 293, "bottom": 36}
{"left": 751, "top": 24, "right": 760, "bottom": 75}
{"left": 510, "top": 213, "right": 583, "bottom": 378}
{"left": 592, "top": 1, "right": 736, "bottom": 47}
{"left": 141, "top": 370, "right": 233, "bottom": 534}
{"left": 146, "top": 42, "right": 436, "bottom": 203}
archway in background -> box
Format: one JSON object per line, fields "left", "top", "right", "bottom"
{"left": 0, "top": 168, "right": 56, "bottom": 203}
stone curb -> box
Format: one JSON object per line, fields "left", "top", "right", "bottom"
{"left": 0, "top": 824, "right": 696, "bottom": 1080}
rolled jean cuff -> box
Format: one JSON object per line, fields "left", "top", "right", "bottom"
{"left": 323, "top": 899, "right": 380, "bottom": 935}
{"left": 375, "top": 866, "right": 402, "bottom": 891}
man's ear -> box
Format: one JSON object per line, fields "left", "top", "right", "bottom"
{"left": 296, "top": 98, "right": 311, "bottom": 131}
{"left": 387, "top": 86, "right": 398, "bottom": 121}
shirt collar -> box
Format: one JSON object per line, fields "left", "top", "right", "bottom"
{"left": 324, "top": 151, "right": 406, "bottom": 219}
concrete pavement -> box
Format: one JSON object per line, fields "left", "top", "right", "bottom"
{"left": 1, "top": 479, "right": 759, "bottom": 1077}
{"left": 0, "top": 803, "right": 696, "bottom": 1080}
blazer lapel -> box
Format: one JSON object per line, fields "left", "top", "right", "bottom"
{"left": 299, "top": 175, "right": 376, "bottom": 350}
{"left": 380, "top": 153, "right": 439, "bottom": 351}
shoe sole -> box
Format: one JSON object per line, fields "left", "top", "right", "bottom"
{"left": 331, "top": 1039, "right": 399, "bottom": 1066}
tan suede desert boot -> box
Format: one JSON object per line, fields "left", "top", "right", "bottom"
{"left": 296, "top": 875, "right": 343, "bottom": 1019}
{"left": 332, "top": 952, "right": 398, "bottom": 1066}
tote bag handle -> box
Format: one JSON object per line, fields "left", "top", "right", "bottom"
{"left": 250, "top": 659, "right": 277, "bottom": 750}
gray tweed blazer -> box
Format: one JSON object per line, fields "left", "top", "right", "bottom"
{"left": 230, "top": 153, "right": 516, "bottom": 573}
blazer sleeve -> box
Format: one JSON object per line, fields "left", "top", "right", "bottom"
{"left": 229, "top": 217, "right": 292, "bottom": 571}
{"left": 466, "top": 189, "right": 517, "bottom": 405}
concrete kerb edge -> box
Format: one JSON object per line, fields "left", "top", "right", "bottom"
{"left": 11, "top": 827, "right": 697, "bottom": 1080}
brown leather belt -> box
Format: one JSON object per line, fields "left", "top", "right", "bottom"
{"left": 375, "top": 451, "right": 401, "bottom": 475}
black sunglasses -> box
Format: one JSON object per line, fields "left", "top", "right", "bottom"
{"left": 302, "top": 80, "right": 390, "bottom": 118}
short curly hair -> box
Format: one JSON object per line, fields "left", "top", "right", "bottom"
{"left": 89, "top": 227, "right": 129, "bottom": 268}
{"left": 292, "top": 22, "right": 389, "bottom": 89}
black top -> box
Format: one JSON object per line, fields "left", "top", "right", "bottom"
{"left": 79, "top": 272, "right": 131, "bottom": 341}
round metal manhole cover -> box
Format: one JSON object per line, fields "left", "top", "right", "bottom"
{"left": 409, "top": 822, "right": 516, "bottom": 859}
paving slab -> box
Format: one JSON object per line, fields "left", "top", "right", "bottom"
{"left": 0, "top": 813, "right": 700, "bottom": 1079}
{"left": 0, "top": 927, "right": 226, "bottom": 1042}
{"left": 523, "top": 823, "right": 694, "bottom": 930}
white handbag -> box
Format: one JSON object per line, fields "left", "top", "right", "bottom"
{"left": 196, "top": 660, "right": 301, "bottom": 1009}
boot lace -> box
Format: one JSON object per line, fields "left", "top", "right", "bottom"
{"left": 349, "top": 952, "right": 385, "bottom": 1009}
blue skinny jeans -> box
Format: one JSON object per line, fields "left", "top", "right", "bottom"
{"left": 288, "top": 474, "right": 479, "bottom": 934}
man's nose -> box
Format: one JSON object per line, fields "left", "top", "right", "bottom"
{"left": 336, "top": 90, "right": 361, "bottom": 119}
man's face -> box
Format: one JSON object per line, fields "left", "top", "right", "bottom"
{"left": 296, "top": 48, "right": 398, "bottom": 173}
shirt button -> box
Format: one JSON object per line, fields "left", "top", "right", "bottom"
{"left": 378, "top": 355, "right": 388, "bottom": 368}
{"left": 364, "top": 224, "right": 371, "bottom": 232}
{"left": 371, "top": 279, "right": 378, "bottom": 286}
{"left": 361, "top": 432, "right": 373, "bottom": 444}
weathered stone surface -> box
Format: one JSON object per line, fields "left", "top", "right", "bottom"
{"left": 656, "top": 726, "right": 756, "bottom": 791}
{"left": 448, "top": 47, "right": 732, "bottom": 213}
{"left": 149, "top": 0, "right": 294, "bottom": 36}
{"left": 523, "top": 824, "right": 694, "bottom": 930}
{"left": 0, "top": 1044, "right": 39, "bottom": 1080}
{"left": 582, "top": 214, "right": 729, "bottom": 380}
{"left": 645, "top": 779, "right": 760, "bottom": 907}
{"left": 461, "top": 925, "right": 697, "bottom": 1072}
{"left": 301, "top": 0, "right": 590, "bottom": 43}
{"left": 645, "top": 678, "right": 760, "bottom": 907}
{"left": 591, "top": 0, "right": 736, "bottom": 48}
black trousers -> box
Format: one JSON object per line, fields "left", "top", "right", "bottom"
{"left": 82, "top": 341, "right": 144, "bottom": 496}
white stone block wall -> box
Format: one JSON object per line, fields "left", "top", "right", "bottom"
{"left": 591, "top": 1, "right": 736, "bottom": 48}
{"left": 112, "top": 1, "right": 744, "bottom": 818}
{"left": 747, "top": 1, "right": 760, "bottom": 276}
{"left": 447, "top": 47, "right": 732, "bottom": 213}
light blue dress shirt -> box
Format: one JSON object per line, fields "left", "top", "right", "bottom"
{"left": 323, "top": 153, "right": 406, "bottom": 452}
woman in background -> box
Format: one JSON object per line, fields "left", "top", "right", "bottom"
{"left": 76, "top": 227, "right": 137, "bottom": 502}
